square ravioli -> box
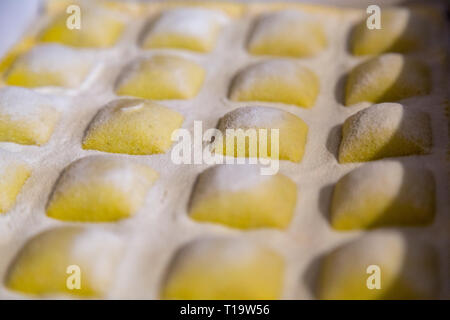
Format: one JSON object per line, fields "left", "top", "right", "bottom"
{"left": 4, "top": 44, "right": 94, "bottom": 88}
{"left": 338, "top": 103, "right": 432, "bottom": 163}
{"left": 229, "top": 60, "right": 319, "bottom": 108}
{"left": 116, "top": 55, "right": 205, "bottom": 100}
{"left": 214, "top": 106, "right": 309, "bottom": 162}
{"left": 161, "top": 238, "right": 285, "bottom": 300}
{"left": 82, "top": 99, "right": 184, "bottom": 155}
{"left": 46, "top": 156, "right": 158, "bottom": 222}
{"left": 330, "top": 161, "right": 435, "bottom": 230}
{"left": 5, "top": 227, "right": 124, "bottom": 297}
{"left": 317, "top": 232, "right": 439, "bottom": 299}
{"left": 0, "top": 156, "right": 31, "bottom": 214}
{"left": 189, "top": 164, "right": 297, "bottom": 229}
{"left": 141, "top": 8, "right": 228, "bottom": 52}
{"left": 248, "top": 10, "right": 326, "bottom": 58}
{"left": 0, "top": 86, "right": 60, "bottom": 146}
{"left": 40, "top": 7, "right": 125, "bottom": 48}
{"left": 345, "top": 54, "right": 431, "bottom": 106}
{"left": 350, "top": 8, "right": 429, "bottom": 55}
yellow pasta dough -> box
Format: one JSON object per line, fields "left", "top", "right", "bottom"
{"left": 161, "top": 238, "right": 285, "bottom": 299}
{"left": 318, "top": 231, "right": 439, "bottom": 299}
{"left": 142, "top": 8, "right": 228, "bottom": 52}
{"left": 4, "top": 44, "right": 94, "bottom": 88}
{"left": 40, "top": 8, "right": 124, "bottom": 48}
{"left": 46, "top": 155, "right": 158, "bottom": 222}
{"left": 351, "top": 8, "right": 428, "bottom": 55}
{"left": 338, "top": 103, "right": 432, "bottom": 163}
{"left": 5, "top": 227, "right": 124, "bottom": 297}
{"left": 82, "top": 99, "right": 184, "bottom": 155}
{"left": 116, "top": 55, "right": 205, "bottom": 100}
{"left": 0, "top": 86, "right": 59, "bottom": 145}
{"left": 229, "top": 59, "right": 319, "bottom": 108}
{"left": 248, "top": 10, "right": 326, "bottom": 57}
{"left": 345, "top": 54, "right": 430, "bottom": 106}
{"left": 0, "top": 156, "right": 31, "bottom": 214}
{"left": 214, "top": 106, "right": 308, "bottom": 162}
{"left": 189, "top": 164, "right": 297, "bottom": 229}
{"left": 331, "top": 161, "right": 435, "bottom": 230}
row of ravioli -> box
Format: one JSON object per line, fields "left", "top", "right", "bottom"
{"left": 0, "top": 83, "right": 436, "bottom": 226}
{"left": 0, "top": 154, "right": 436, "bottom": 228}
{"left": 4, "top": 225, "right": 439, "bottom": 299}
{"left": 5, "top": 3, "right": 436, "bottom": 55}
{"left": 0, "top": 1, "right": 437, "bottom": 108}
{"left": 0, "top": 45, "right": 433, "bottom": 108}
